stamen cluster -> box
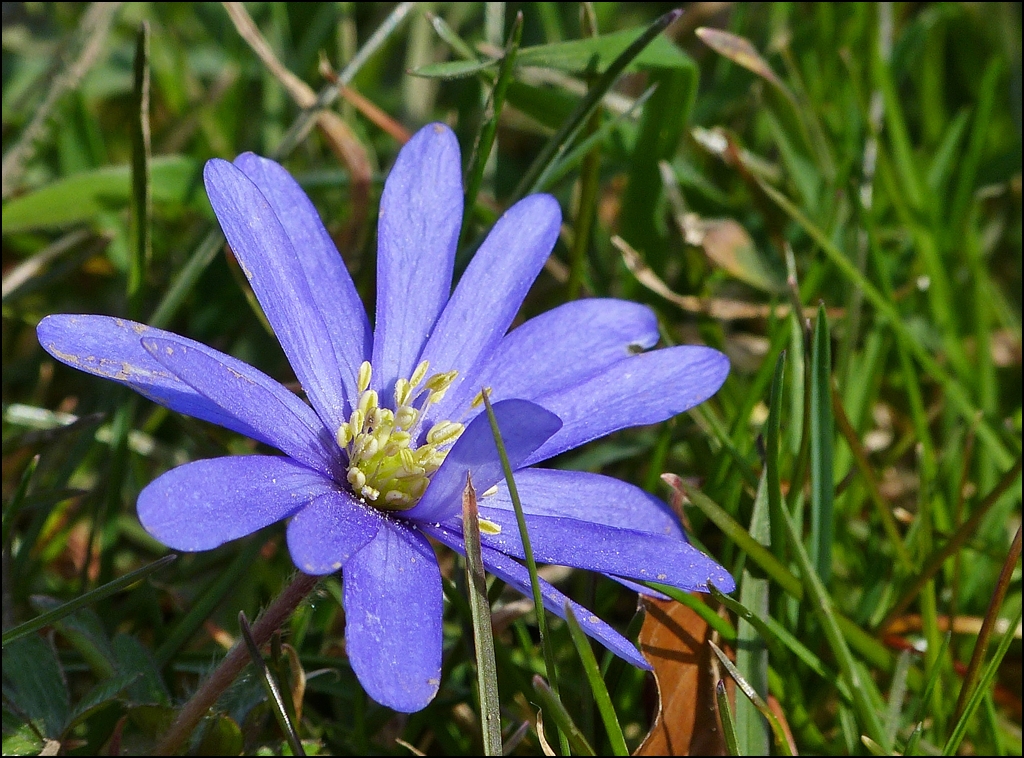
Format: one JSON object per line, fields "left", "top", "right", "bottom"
{"left": 337, "top": 360, "right": 463, "bottom": 510}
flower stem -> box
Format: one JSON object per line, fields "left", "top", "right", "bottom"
{"left": 150, "top": 571, "right": 319, "bottom": 756}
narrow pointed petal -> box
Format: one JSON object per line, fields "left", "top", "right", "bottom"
{"left": 138, "top": 456, "right": 334, "bottom": 551}
{"left": 426, "top": 524, "right": 651, "bottom": 670}
{"left": 142, "top": 336, "right": 337, "bottom": 477}
{"left": 371, "top": 124, "right": 462, "bottom": 394}
{"left": 475, "top": 508, "right": 736, "bottom": 593}
{"left": 479, "top": 468, "right": 683, "bottom": 538}
{"left": 418, "top": 194, "right": 561, "bottom": 421}
{"left": 436, "top": 299, "right": 660, "bottom": 420}
{"left": 343, "top": 520, "right": 443, "bottom": 712}
{"left": 204, "top": 159, "right": 351, "bottom": 431}
{"left": 525, "top": 346, "right": 730, "bottom": 465}
{"left": 286, "top": 491, "right": 381, "bottom": 575}
{"left": 38, "top": 314, "right": 279, "bottom": 445}
{"left": 403, "top": 399, "right": 562, "bottom": 524}
{"left": 233, "top": 153, "right": 371, "bottom": 406}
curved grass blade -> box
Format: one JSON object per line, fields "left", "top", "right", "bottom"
{"left": 709, "top": 640, "right": 793, "bottom": 756}
{"left": 238, "top": 611, "right": 305, "bottom": 757}
{"left": 513, "top": 9, "right": 683, "bottom": 200}
{"left": 2, "top": 555, "right": 175, "bottom": 647}
{"left": 564, "top": 604, "right": 628, "bottom": 756}
{"left": 531, "top": 675, "right": 595, "bottom": 756}
{"left": 461, "top": 475, "right": 502, "bottom": 756}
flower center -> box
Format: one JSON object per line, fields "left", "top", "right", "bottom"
{"left": 336, "top": 360, "right": 463, "bottom": 511}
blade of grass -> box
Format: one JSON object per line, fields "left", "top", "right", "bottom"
{"left": 238, "top": 611, "right": 305, "bottom": 756}
{"left": 716, "top": 679, "right": 740, "bottom": 756}
{"left": 953, "top": 524, "right": 1022, "bottom": 721}
{"left": 2, "top": 555, "right": 175, "bottom": 647}
{"left": 809, "top": 303, "right": 835, "bottom": 584}
{"left": 531, "top": 675, "right": 596, "bottom": 756}
{"left": 563, "top": 604, "right": 628, "bottom": 756}
{"left": 780, "top": 506, "right": 888, "bottom": 747}
{"left": 481, "top": 391, "right": 564, "bottom": 752}
{"left": 942, "top": 604, "right": 1022, "bottom": 755}
{"left": 736, "top": 472, "right": 771, "bottom": 755}
{"left": 461, "top": 474, "right": 502, "bottom": 756}
{"left": 128, "top": 21, "right": 151, "bottom": 322}
{"left": 512, "top": 9, "right": 683, "bottom": 200}
{"left": 765, "top": 353, "right": 787, "bottom": 563}
{"left": 757, "top": 178, "right": 1013, "bottom": 468}
{"left": 462, "top": 12, "right": 522, "bottom": 246}
{"left": 709, "top": 640, "right": 793, "bottom": 756}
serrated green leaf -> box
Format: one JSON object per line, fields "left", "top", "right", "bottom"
{"left": 64, "top": 672, "right": 140, "bottom": 727}
{"left": 2, "top": 155, "right": 199, "bottom": 234}
{"left": 1, "top": 635, "right": 69, "bottom": 739}
{"left": 113, "top": 633, "right": 170, "bottom": 706}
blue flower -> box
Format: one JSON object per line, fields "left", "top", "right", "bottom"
{"left": 37, "top": 123, "right": 734, "bottom": 713}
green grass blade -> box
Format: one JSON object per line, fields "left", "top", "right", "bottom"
{"left": 710, "top": 640, "right": 793, "bottom": 756}
{"left": 2, "top": 555, "right": 175, "bottom": 647}
{"left": 809, "top": 303, "right": 834, "bottom": 584}
{"left": 481, "top": 391, "right": 563, "bottom": 750}
{"left": 942, "top": 605, "right": 1022, "bottom": 755}
{"left": 512, "top": 9, "right": 683, "bottom": 200}
{"left": 238, "top": 611, "right": 305, "bottom": 757}
{"left": 780, "top": 507, "right": 887, "bottom": 746}
{"left": 461, "top": 475, "right": 502, "bottom": 756}
{"left": 736, "top": 473, "right": 771, "bottom": 755}
{"left": 765, "top": 353, "right": 786, "bottom": 562}
{"left": 716, "top": 679, "right": 741, "bottom": 756}
{"left": 531, "top": 675, "right": 595, "bottom": 756}
{"left": 128, "top": 21, "right": 151, "bottom": 322}
{"left": 563, "top": 604, "right": 628, "bottom": 756}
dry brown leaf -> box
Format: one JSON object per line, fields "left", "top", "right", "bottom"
{"left": 635, "top": 597, "right": 726, "bottom": 756}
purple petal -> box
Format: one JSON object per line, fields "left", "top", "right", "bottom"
{"left": 138, "top": 456, "right": 334, "bottom": 551}
{"left": 426, "top": 524, "right": 651, "bottom": 670}
{"left": 286, "top": 491, "right": 382, "bottom": 575}
{"left": 38, "top": 314, "right": 274, "bottom": 444}
{"left": 142, "top": 336, "right": 338, "bottom": 477}
{"left": 475, "top": 508, "right": 737, "bottom": 593}
{"left": 343, "top": 520, "right": 443, "bottom": 712}
{"left": 437, "top": 298, "right": 660, "bottom": 419}
{"left": 418, "top": 194, "right": 561, "bottom": 421}
{"left": 525, "top": 346, "right": 730, "bottom": 465}
{"left": 371, "top": 123, "right": 462, "bottom": 394}
{"left": 204, "top": 159, "right": 351, "bottom": 432}
{"left": 479, "top": 468, "right": 683, "bottom": 538}
{"left": 233, "top": 153, "right": 371, "bottom": 407}
{"left": 403, "top": 400, "right": 562, "bottom": 524}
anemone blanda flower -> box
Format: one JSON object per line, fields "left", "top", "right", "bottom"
{"left": 37, "top": 123, "right": 734, "bottom": 713}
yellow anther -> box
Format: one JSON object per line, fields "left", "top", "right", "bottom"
{"left": 471, "top": 387, "right": 492, "bottom": 408}
{"left": 427, "top": 421, "right": 464, "bottom": 446}
{"left": 358, "top": 389, "right": 378, "bottom": 418}
{"left": 482, "top": 484, "right": 498, "bottom": 497}
{"left": 395, "top": 406, "right": 418, "bottom": 429}
{"left": 385, "top": 490, "right": 412, "bottom": 506}
{"left": 349, "top": 408, "right": 364, "bottom": 433}
{"left": 336, "top": 425, "right": 353, "bottom": 448}
{"left": 478, "top": 517, "right": 502, "bottom": 535}
{"left": 410, "top": 360, "right": 430, "bottom": 387}
{"left": 425, "top": 370, "right": 458, "bottom": 393}
{"left": 361, "top": 484, "right": 380, "bottom": 501}
{"left": 394, "top": 378, "right": 412, "bottom": 408}
{"left": 357, "top": 361, "right": 372, "bottom": 393}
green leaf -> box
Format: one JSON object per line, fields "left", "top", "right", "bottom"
{"left": 194, "top": 713, "right": 244, "bottom": 757}
{"left": 1, "top": 635, "right": 69, "bottom": 739}
{"left": 1, "top": 156, "right": 199, "bottom": 234}
{"left": 517, "top": 27, "right": 695, "bottom": 73}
